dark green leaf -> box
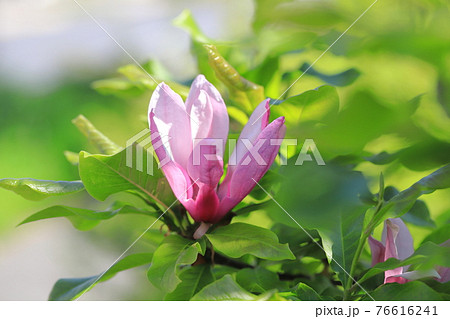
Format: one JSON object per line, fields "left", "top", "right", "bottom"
{"left": 299, "top": 63, "right": 360, "bottom": 86}
{"left": 296, "top": 283, "right": 323, "bottom": 301}
{"left": 235, "top": 267, "right": 287, "bottom": 293}
{"left": 49, "top": 253, "right": 153, "bottom": 301}
{"left": 164, "top": 265, "right": 214, "bottom": 301}
{"left": 191, "top": 274, "right": 259, "bottom": 301}
{"left": 363, "top": 281, "right": 443, "bottom": 301}
{"left": 0, "top": 178, "right": 84, "bottom": 201}
{"left": 147, "top": 235, "right": 201, "bottom": 293}
{"left": 206, "top": 223, "right": 295, "bottom": 261}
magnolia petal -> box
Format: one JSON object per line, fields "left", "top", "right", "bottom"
{"left": 228, "top": 99, "right": 270, "bottom": 169}
{"left": 186, "top": 75, "right": 229, "bottom": 155}
{"left": 190, "top": 185, "right": 220, "bottom": 223}
{"left": 217, "top": 117, "right": 286, "bottom": 218}
{"left": 394, "top": 269, "right": 441, "bottom": 281}
{"left": 148, "top": 83, "right": 192, "bottom": 169}
{"left": 149, "top": 111, "right": 193, "bottom": 202}
{"left": 187, "top": 140, "right": 224, "bottom": 188}
{"left": 189, "top": 90, "right": 214, "bottom": 143}
{"left": 368, "top": 236, "right": 385, "bottom": 266}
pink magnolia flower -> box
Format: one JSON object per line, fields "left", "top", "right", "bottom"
{"left": 368, "top": 218, "right": 449, "bottom": 284}
{"left": 148, "top": 75, "right": 285, "bottom": 229}
{"left": 368, "top": 218, "right": 415, "bottom": 284}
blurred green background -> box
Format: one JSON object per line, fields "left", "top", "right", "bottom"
{"left": 1, "top": 0, "right": 449, "bottom": 300}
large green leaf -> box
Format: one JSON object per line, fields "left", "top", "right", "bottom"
{"left": 0, "top": 178, "right": 84, "bottom": 201}
{"left": 364, "top": 281, "right": 443, "bottom": 301}
{"left": 235, "top": 267, "right": 287, "bottom": 294}
{"left": 78, "top": 147, "right": 174, "bottom": 206}
{"left": 206, "top": 223, "right": 295, "bottom": 261}
{"left": 164, "top": 265, "right": 214, "bottom": 301}
{"left": 295, "top": 283, "right": 323, "bottom": 301}
{"left": 72, "top": 115, "right": 121, "bottom": 155}
{"left": 19, "top": 204, "right": 157, "bottom": 231}
{"left": 147, "top": 235, "right": 203, "bottom": 293}
{"left": 49, "top": 253, "right": 153, "bottom": 301}
{"left": 191, "top": 274, "right": 260, "bottom": 301}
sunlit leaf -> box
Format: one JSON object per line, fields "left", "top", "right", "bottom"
{"left": 0, "top": 178, "right": 84, "bottom": 201}
{"left": 204, "top": 44, "right": 265, "bottom": 112}
{"left": 19, "top": 204, "right": 158, "bottom": 231}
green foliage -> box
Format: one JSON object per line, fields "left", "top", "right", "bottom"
{"left": 147, "top": 235, "right": 204, "bottom": 293}
{"left": 0, "top": 178, "right": 84, "bottom": 201}
{"left": 191, "top": 275, "right": 262, "bottom": 301}
{"left": 18, "top": 204, "right": 157, "bottom": 231}
{"left": 206, "top": 223, "right": 295, "bottom": 261}
{"left": 364, "top": 282, "right": 443, "bottom": 301}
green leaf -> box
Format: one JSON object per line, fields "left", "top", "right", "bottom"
{"left": 78, "top": 147, "right": 174, "bottom": 206}
{"left": 267, "top": 164, "right": 370, "bottom": 287}
{"left": 375, "top": 164, "right": 450, "bottom": 226}
{"left": 147, "top": 235, "right": 200, "bottom": 293}
{"left": 235, "top": 267, "right": 287, "bottom": 294}
{"left": 421, "top": 224, "right": 450, "bottom": 245}
{"left": 271, "top": 85, "right": 339, "bottom": 127}
{"left": 19, "top": 204, "right": 157, "bottom": 231}
{"left": 204, "top": 44, "right": 265, "bottom": 112}
{"left": 164, "top": 265, "right": 214, "bottom": 300}
{"left": 295, "top": 283, "right": 323, "bottom": 301}
{"left": 191, "top": 274, "right": 259, "bottom": 301}
{"left": 72, "top": 115, "right": 121, "bottom": 155}
{"left": 206, "top": 223, "right": 295, "bottom": 261}
{"left": 299, "top": 63, "right": 360, "bottom": 87}
{"left": 0, "top": 178, "right": 84, "bottom": 201}
{"left": 49, "top": 253, "right": 153, "bottom": 301}
{"left": 358, "top": 242, "right": 450, "bottom": 284}
{"left": 363, "top": 281, "right": 443, "bottom": 301}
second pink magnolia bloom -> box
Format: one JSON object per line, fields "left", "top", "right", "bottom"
{"left": 148, "top": 75, "right": 285, "bottom": 224}
{"left": 368, "top": 218, "right": 449, "bottom": 284}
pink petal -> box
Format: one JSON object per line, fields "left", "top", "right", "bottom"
{"left": 368, "top": 236, "right": 385, "bottom": 266}
{"left": 186, "top": 75, "right": 229, "bottom": 156}
{"left": 217, "top": 117, "right": 286, "bottom": 219}
{"left": 228, "top": 99, "right": 270, "bottom": 169}
{"left": 189, "top": 185, "right": 220, "bottom": 223}
{"left": 149, "top": 111, "right": 193, "bottom": 204}
{"left": 148, "top": 83, "right": 192, "bottom": 170}
{"left": 187, "top": 139, "right": 224, "bottom": 189}
{"left": 384, "top": 219, "right": 405, "bottom": 283}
